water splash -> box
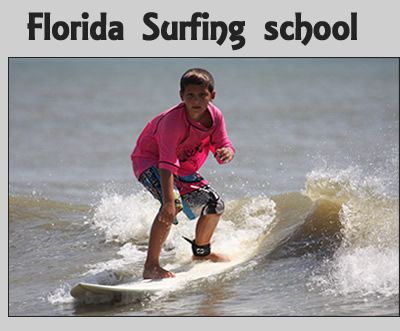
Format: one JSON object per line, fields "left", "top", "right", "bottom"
{"left": 305, "top": 165, "right": 399, "bottom": 297}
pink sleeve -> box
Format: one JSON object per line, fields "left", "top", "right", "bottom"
{"left": 210, "top": 109, "right": 235, "bottom": 164}
{"left": 155, "top": 115, "right": 181, "bottom": 174}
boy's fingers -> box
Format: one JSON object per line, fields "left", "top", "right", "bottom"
{"left": 216, "top": 148, "right": 233, "bottom": 164}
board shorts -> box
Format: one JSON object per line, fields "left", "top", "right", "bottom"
{"left": 138, "top": 165, "right": 224, "bottom": 224}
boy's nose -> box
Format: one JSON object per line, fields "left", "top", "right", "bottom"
{"left": 193, "top": 95, "right": 202, "bottom": 103}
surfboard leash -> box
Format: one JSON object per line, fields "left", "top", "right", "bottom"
{"left": 182, "top": 236, "right": 211, "bottom": 257}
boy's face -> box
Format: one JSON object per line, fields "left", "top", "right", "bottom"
{"left": 180, "top": 84, "right": 216, "bottom": 120}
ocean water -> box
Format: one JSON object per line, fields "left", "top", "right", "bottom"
{"left": 8, "top": 58, "right": 399, "bottom": 316}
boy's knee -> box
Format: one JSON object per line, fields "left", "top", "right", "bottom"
{"left": 216, "top": 198, "right": 225, "bottom": 214}
{"left": 206, "top": 197, "right": 224, "bottom": 215}
{"left": 156, "top": 216, "right": 174, "bottom": 226}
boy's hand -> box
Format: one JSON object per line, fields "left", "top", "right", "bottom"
{"left": 159, "top": 168, "right": 176, "bottom": 225}
{"left": 216, "top": 147, "right": 234, "bottom": 164}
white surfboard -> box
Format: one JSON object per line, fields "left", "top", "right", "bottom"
{"left": 70, "top": 255, "right": 249, "bottom": 298}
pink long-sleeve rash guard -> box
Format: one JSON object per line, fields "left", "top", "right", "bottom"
{"left": 131, "top": 102, "right": 234, "bottom": 179}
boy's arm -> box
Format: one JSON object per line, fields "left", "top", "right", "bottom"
{"left": 159, "top": 168, "right": 176, "bottom": 224}
{"left": 210, "top": 107, "right": 235, "bottom": 164}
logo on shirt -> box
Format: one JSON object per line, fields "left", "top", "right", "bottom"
{"left": 179, "top": 143, "right": 204, "bottom": 165}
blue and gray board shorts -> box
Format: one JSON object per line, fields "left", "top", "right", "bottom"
{"left": 138, "top": 165, "right": 224, "bottom": 224}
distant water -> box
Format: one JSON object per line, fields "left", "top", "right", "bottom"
{"left": 8, "top": 58, "right": 399, "bottom": 316}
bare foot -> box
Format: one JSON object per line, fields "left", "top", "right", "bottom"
{"left": 143, "top": 264, "right": 176, "bottom": 279}
{"left": 193, "top": 252, "right": 231, "bottom": 262}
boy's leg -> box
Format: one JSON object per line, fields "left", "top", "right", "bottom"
{"left": 139, "top": 166, "right": 183, "bottom": 279}
{"left": 143, "top": 210, "right": 177, "bottom": 279}
{"left": 176, "top": 173, "right": 230, "bottom": 262}
{"left": 195, "top": 213, "right": 220, "bottom": 245}
{"left": 193, "top": 213, "right": 230, "bottom": 262}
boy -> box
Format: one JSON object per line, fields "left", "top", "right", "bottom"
{"left": 131, "top": 68, "right": 235, "bottom": 279}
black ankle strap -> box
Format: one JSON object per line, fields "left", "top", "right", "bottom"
{"left": 182, "top": 236, "right": 211, "bottom": 257}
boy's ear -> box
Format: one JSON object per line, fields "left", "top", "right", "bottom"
{"left": 211, "top": 91, "right": 216, "bottom": 101}
{"left": 179, "top": 90, "right": 184, "bottom": 100}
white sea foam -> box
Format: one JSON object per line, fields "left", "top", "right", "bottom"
{"left": 90, "top": 191, "right": 276, "bottom": 273}
{"left": 47, "top": 284, "right": 75, "bottom": 304}
{"left": 91, "top": 191, "right": 159, "bottom": 244}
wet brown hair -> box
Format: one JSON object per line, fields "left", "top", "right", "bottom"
{"left": 180, "top": 68, "right": 215, "bottom": 93}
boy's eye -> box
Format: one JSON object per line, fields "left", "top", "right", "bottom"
{"left": 185, "top": 92, "right": 208, "bottom": 99}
